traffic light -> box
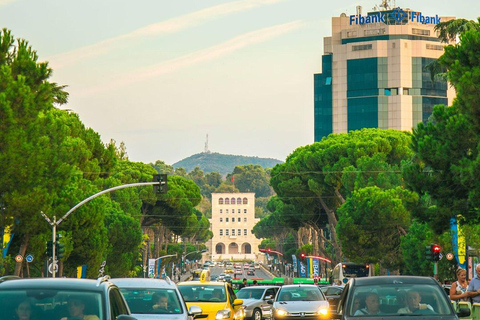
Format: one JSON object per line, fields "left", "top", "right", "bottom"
{"left": 431, "top": 244, "right": 441, "bottom": 262}
{"left": 46, "top": 240, "right": 53, "bottom": 256}
{"left": 56, "top": 234, "right": 65, "bottom": 259}
{"left": 153, "top": 174, "right": 168, "bottom": 194}
{"left": 299, "top": 252, "right": 306, "bottom": 260}
{"left": 425, "top": 245, "right": 433, "bottom": 261}
{"left": 267, "top": 248, "right": 271, "bottom": 253}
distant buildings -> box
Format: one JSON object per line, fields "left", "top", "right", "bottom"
{"left": 206, "top": 193, "right": 262, "bottom": 261}
{"left": 314, "top": 5, "right": 456, "bottom": 141}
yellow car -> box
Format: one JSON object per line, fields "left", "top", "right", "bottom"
{"left": 178, "top": 277, "right": 245, "bottom": 320}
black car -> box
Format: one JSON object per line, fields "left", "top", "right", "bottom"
{"left": 0, "top": 276, "right": 137, "bottom": 320}
{"left": 332, "top": 276, "right": 470, "bottom": 319}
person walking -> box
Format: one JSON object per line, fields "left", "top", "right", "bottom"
{"left": 468, "top": 265, "right": 480, "bottom": 303}
{"left": 238, "top": 278, "right": 247, "bottom": 289}
{"left": 450, "top": 268, "right": 469, "bottom": 301}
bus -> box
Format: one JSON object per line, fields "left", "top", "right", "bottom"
{"left": 332, "top": 262, "right": 371, "bottom": 285}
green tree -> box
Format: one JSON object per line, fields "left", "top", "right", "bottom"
{"left": 228, "top": 165, "right": 274, "bottom": 197}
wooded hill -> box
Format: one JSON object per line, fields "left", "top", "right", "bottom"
{"left": 173, "top": 152, "right": 283, "bottom": 175}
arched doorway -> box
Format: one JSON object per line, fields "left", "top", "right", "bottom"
{"left": 216, "top": 243, "right": 225, "bottom": 254}
{"left": 229, "top": 242, "right": 239, "bottom": 254}
{"left": 242, "top": 243, "right": 252, "bottom": 254}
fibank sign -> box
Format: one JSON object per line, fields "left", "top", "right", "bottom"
{"left": 349, "top": 7, "right": 440, "bottom": 25}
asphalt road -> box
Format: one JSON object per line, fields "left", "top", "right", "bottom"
{"left": 209, "top": 265, "right": 273, "bottom": 280}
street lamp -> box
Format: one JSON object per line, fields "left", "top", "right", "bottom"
{"left": 153, "top": 253, "right": 178, "bottom": 279}
{"left": 182, "top": 249, "right": 208, "bottom": 274}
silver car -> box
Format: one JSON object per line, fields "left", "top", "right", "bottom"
{"left": 269, "top": 284, "right": 329, "bottom": 320}
{"left": 110, "top": 277, "right": 202, "bottom": 320}
{"left": 236, "top": 286, "right": 280, "bottom": 320}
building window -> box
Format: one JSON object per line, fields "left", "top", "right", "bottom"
{"left": 220, "top": 218, "right": 223, "bottom": 222}
{"left": 219, "top": 198, "right": 223, "bottom": 205}
{"left": 232, "top": 217, "right": 235, "bottom": 222}
{"left": 237, "top": 197, "right": 242, "bottom": 204}
{"left": 231, "top": 198, "right": 235, "bottom": 204}
{"left": 226, "top": 229, "right": 229, "bottom": 236}
{"left": 226, "top": 218, "right": 229, "bottom": 222}
{"left": 220, "top": 209, "right": 222, "bottom": 214}
{"left": 244, "top": 229, "right": 247, "bottom": 236}
{"left": 238, "top": 217, "right": 241, "bottom": 222}
{"left": 384, "top": 88, "right": 398, "bottom": 96}
{"left": 244, "top": 209, "right": 247, "bottom": 214}
{"left": 352, "top": 44, "right": 372, "bottom": 51}
{"left": 225, "top": 198, "right": 230, "bottom": 205}
{"left": 220, "top": 229, "right": 223, "bottom": 236}
{"left": 238, "top": 229, "right": 241, "bottom": 236}
{"left": 226, "top": 209, "right": 229, "bottom": 214}
{"left": 346, "top": 30, "right": 357, "bottom": 37}
{"left": 412, "top": 28, "right": 430, "bottom": 36}
{"left": 237, "top": 209, "right": 240, "bottom": 213}
{"left": 243, "top": 198, "right": 248, "bottom": 204}
{"left": 426, "top": 44, "right": 443, "bottom": 50}
{"left": 325, "top": 77, "right": 332, "bottom": 85}
{"left": 364, "top": 28, "right": 385, "bottom": 36}
{"left": 244, "top": 218, "right": 247, "bottom": 222}
{"left": 232, "top": 229, "right": 235, "bottom": 236}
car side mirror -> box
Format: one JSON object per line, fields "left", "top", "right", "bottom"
{"left": 264, "top": 295, "right": 273, "bottom": 300}
{"left": 267, "top": 299, "right": 273, "bottom": 305}
{"left": 457, "top": 307, "right": 471, "bottom": 317}
{"left": 233, "top": 299, "right": 244, "bottom": 306}
{"left": 189, "top": 305, "right": 203, "bottom": 316}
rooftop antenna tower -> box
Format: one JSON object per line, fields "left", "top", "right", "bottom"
{"left": 373, "top": 0, "right": 394, "bottom": 11}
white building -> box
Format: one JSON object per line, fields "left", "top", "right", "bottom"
{"left": 206, "top": 193, "right": 262, "bottom": 261}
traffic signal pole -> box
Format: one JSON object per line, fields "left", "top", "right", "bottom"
{"left": 40, "top": 178, "right": 167, "bottom": 278}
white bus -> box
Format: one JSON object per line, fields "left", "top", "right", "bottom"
{"left": 332, "top": 262, "right": 371, "bottom": 285}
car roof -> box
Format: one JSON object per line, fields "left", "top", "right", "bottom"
{"left": 239, "top": 286, "right": 279, "bottom": 290}
{"left": 351, "top": 276, "right": 438, "bottom": 286}
{"left": 280, "top": 284, "right": 319, "bottom": 289}
{"left": 110, "top": 278, "right": 177, "bottom": 289}
{"left": 0, "top": 278, "right": 112, "bottom": 292}
{"left": 178, "top": 281, "right": 226, "bottom": 286}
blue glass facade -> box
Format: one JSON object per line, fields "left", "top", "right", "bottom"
{"left": 314, "top": 54, "right": 333, "bottom": 141}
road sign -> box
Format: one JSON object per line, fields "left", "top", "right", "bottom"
{"left": 48, "top": 263, "right": 58, "bottom": 274}
{"left": 15, "top": 255, "right": 23, "bottom": 263}
{"left": 25, "top": 254, "right": 34, "bottom": 263}
{"left": 439, "top": 253, "right": 443, "bottom": 260}
{"left": 446, "top": 252, "right": 454, "bottom": 260}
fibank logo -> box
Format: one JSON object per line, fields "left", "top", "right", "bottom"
{"left": 390, "top": 7, "right": 407, "bottom": 23}
{"left": 349, "top": 7, "right": 440, "bottom": 25}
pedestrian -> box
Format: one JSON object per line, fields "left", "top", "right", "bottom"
{"left": 253, "top": 280, "right": 258, "bottom": 286}
{"left": 450, "top": 268, "right": 469, "bottom": 301}
{"left": 467, "top": 264, "right": 480, "bottom": 303}
{"left": 239, "top": 278, "right": 247, "bottom": 289}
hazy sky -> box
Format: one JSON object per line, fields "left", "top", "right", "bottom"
{"left": 1, "top": 0, "right": 478, "bottom": 165}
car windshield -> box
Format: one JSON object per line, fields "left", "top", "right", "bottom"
{"left": 0, "top": 290, "right": 103, "bottom": 320}
{"left": 119, "top": 288, "right": 183, "bottom": 314}
{"left": 179, "top": 285, "right": 226, "bottom": 302}
{"left": 277, "top": 287, "right": 324, "bottom": 301}
{"left": 237, "top": 288, "right": 264, "bottom": 300}
{"left": 349, "top": 283, "right": 454, "bottom": 317}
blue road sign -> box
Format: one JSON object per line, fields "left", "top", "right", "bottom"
{"left": 26, "top": 254, "right": 34, "bottom": 263}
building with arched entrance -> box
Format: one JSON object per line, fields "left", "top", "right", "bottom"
{"left": 206, "top": 193, "right": 262, "bottom": 262}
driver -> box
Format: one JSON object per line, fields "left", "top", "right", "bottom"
{"left": 152, "top": 293, "right": 170, "bottom": 312}
{"left": 61, "top": 296, "right": 99, "bottom": 320}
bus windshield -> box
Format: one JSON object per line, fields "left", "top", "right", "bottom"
{"left": 343, "top": 264, "right": 369, "bottom": 278}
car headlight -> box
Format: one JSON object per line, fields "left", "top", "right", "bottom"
{"left": 216, "top": 309, "right": 231, "bottom": 319}
{"left": 275, "top": 309, "right": 289, "bottom": 317}
{"left": 317, "top": 308, "right": 328, "bottom": 316}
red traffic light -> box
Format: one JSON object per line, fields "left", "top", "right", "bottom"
{"left": 300, "top": 252, "right": 306, "bottom": 259}
{"left": 267, "top": 248, "right": 271, "bottom": 253}
{"left": 431, "top": 244, "right": 441, "bottom": 253}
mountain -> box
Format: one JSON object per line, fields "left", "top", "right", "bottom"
{"left": 172, "top": 152, "right": 283, "bottom": 175}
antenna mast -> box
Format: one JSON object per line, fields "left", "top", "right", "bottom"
{"left": 204, "top": 134, "right": 210, "bottom": 153}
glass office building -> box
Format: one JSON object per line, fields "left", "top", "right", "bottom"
{"left": 314, "top": 6, "right": 456, "bottom": 141}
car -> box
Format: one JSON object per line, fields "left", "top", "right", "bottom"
{"left": 269, "top": 284, "right": 329, "bottom": 320}
{"left": 235, "top": 268, "right": 243, "bottom": 274}
{"left": 226, "top": 267, "right": 235, "bottom": 274}
{"left": 319, "top": 286, "right": 343, "bottom": 312}
{"left": 0, "top": 276, "right": 137, "bottom": 320}
{"left": 178, "top": 278, "right": 245, "bottom": 320}
{"left": 247, "top": 269, "right": 255, "bottom": 276}
{"left": 244, "top": 263, "right": 251, "bottom": 269}
{"left": 110, "top": 277, "right": 202, "bottom": 320}
{"left": 331, "top": 275, "right": 471, "bottom": 319}
{"left": 236, "top": 286, "right": 280, "bottom": 320}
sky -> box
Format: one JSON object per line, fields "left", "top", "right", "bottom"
{"left": 0, "top": 0, "right": 478, "bottom": 165}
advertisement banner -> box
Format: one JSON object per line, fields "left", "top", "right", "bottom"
{"left": 299, "top": 261, "right": 306, "bottom": 278}
{"left": 148, "top": 259, "right": 155, "bottom": 278}
{"left": 307, "top": 258, "right": 311, "bottom": 278}
{"left": 450, "top": 217, "right": 467, "bottom": 269}
{"left": 312, "top": 258, "right": 320, "bottom": 277}
{"left": 292, "top": 255, "right": 297, "bottom": 272}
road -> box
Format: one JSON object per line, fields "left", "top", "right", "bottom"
{"left": 209, "top": 265, "right": 274, "bottom": 280}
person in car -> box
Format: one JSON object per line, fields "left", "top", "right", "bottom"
{"left": 397, "top": 290, "right": 434, "bottom": 314}
{"left": 152, "top": 293, "right": 169, "bottom": 312}
{"left": 61, "top": 297, "right": 100, "bottom": 320}
{"left": 15, "top": 299, "right": 33, "bottom": 320}
{"left": 354, "top": 293, "right": 382, "bottom": 316}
